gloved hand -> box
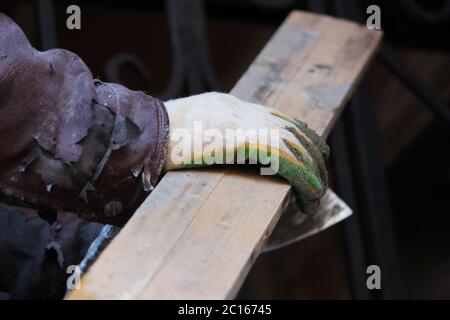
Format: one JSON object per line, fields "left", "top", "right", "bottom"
{"left": 163, "top": 92, "right": 329, "bottom": 214}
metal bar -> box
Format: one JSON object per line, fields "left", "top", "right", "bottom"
{"left": 163, "top": 0, "right": 221, "bottom": 98}
{"left": 329, "top": 0, "right": 405, "bottom": 299}
{"left": 378, "top": 46, "right": 450, "bottom": 126}
{"left": 35, "top": 0, "right": 57, "bottom": 50}
{"left": 329, "top": 118, "right": 371, "bottom": 299}
{"left": 345, "top": 80, "right": 405, "bottom": 299}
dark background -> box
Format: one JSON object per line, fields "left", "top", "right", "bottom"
{"left": 1, "top": 0, "right": 449, "bottom": 299}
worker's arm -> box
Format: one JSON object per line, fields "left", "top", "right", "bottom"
{"left": 0, "top": 13, "right": 328, "bottom": 225}
{"left": 0, "top": 13, "right": 169, "bottom": 225}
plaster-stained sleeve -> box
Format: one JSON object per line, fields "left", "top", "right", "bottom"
{"left": 0, "top": 13, "right": 169, "bottom": 225}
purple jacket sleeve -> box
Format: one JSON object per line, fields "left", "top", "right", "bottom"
{"left": 0, "top": 13, "right": 170, "bottom": 225}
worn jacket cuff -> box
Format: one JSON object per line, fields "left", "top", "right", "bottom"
{"left": 0, "top": 13, "right": 169, "bottom": 225}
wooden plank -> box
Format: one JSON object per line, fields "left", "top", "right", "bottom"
{"left": 68, "top": 10, "right": 382, "bottom": 300}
